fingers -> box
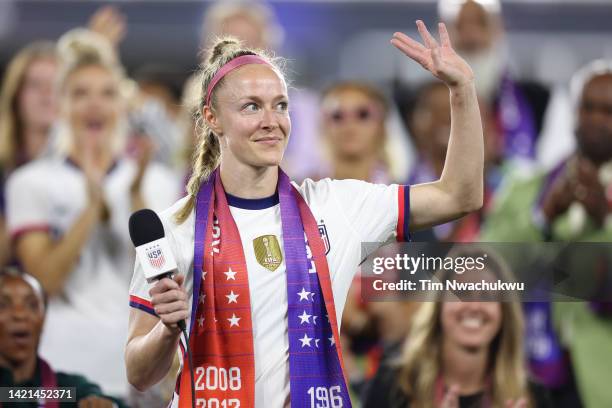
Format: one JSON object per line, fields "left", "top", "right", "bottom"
{"left": 149, "top": 276, "right": 182, "bottom": 297}
{"left": 392, "top": 31, "right": 427, "bottom": 53}
{"left": 438, "top": 22, "right": 452, "bottom": 48}
{"left": 440, "top": 385, "right": 459, "bottom": 408}
{"left": 151, "top": 289, "right": 187, "bottom": 308}
{"left": 88, "top": 6, "right": 127, "bottom": 46}
{"left": 390, "top": 20, "right": 444, "bottom": 71}
{"left": 417, "top": 20, "right": 439, "bottom": 49}
{"left": 149, "top": 276, "right": 189, "bottom": 327}
{"left": 154, "top": 300, "right": 189, "bottom": 316}
{"left": 390, "top": 37, "right": 430, "bottom": 69}
{"left": 159, "top": 310, "right": 190, "bottom": 326}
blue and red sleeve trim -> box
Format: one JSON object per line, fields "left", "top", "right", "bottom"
{"left": 396, "top": 185, "right": 411, "bottom": 242}
{"left": 129, "top": 295, "right": 157, "bottom": 317}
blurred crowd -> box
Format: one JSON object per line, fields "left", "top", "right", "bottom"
{"left": 1, "top": 0, "right": 611, "bottom": 407}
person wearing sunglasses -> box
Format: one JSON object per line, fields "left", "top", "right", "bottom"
{"left": 320, "top": 82, "right": 392, "bottom": 184}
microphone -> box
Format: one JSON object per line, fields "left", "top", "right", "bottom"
{"left": 129, "top": 209, "right": 179, "bottom": 283}
{"left": 129, "top": 208, "right": 184, "bottom": 331}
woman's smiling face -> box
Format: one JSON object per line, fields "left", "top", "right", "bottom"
{"left": 62, "top": 64, "right": 122, "bottom": 153}
{"left": 207, "top": 63, "right": 291, "bottom": 169}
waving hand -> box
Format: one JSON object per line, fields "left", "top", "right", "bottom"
{"left": 391, "top": 20, "right": 474, "bottom": 88}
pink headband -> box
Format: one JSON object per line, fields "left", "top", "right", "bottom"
{"left": 205, "top": 55, "right": 271, "bottom": 107}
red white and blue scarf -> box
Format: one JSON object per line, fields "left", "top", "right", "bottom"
{"left": 177, "top": 169, "right": 351, "bottom": 407}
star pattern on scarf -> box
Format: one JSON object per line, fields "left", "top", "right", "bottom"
{"left": 226, "top": 290, "right": 239, "bottom": 304}
{"left": 297, "top": 287, "right": 311, "bottom": 301}
{"left": 299, "top": 333, "right": 313, "bottom": 348}
{"left": 298, "top": 310, "right": 311, "bottom": 324}
{"left": 227, "top": 313, "right": 241, "bottom": 327}
{"left": 224, "top": 268, "right": 237, "bottom": 280}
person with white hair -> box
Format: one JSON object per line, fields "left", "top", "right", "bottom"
{"left": 200, "top": 0, "right": 324, "bottom": 182}
{"left": 438, "top": 0, "right": 556, "bottom": 168}
{"left": 481, "top": 59, "right": 612, "bottom": 408}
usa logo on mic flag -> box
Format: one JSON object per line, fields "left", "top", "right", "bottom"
{"left": 146, "top": 245, "right": 165, "bottom": 269}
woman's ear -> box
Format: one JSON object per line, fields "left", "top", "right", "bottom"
{"left": 203, "top": 105, "right": 223, "bottom": 136}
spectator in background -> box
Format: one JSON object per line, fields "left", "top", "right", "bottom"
{"left": 363, "top": 248, "right": 551, "bottom": 408}
{"left": 318, "top": 81, "right": 407, "bottom": 396}
{"left": 0, "top": 42, "right": 57, "bottom": 269}
{"left": 438, "top": 0, "right": 555, "bottom": 167}
{"left": 0, "top": 268, "right": 127, "bottom": 407}
{"left": 5, "top": 28, "right": 179, "bottom": 398}
{"left": 0, "top": 42, "right": 57, "bottom": 173}
{"left": 201, "top": 0, "right": 322, "bottom": 182}
{"left": 481, "top": 59, "right": 612, "bottom": 408}
{"left": 319, "top": 82, "right": 393, "bottom": 183}
{"left": 406, "top": 80, "right": 501, "bottom": 242}
{"left": 0, "top": 5, "right": 128, "bottom": 269}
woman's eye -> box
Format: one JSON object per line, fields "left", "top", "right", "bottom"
{"left": 243, "top": 103, "right": 259, "bottom": 112}
{"left": 72, "top": 87, "right": 87, "bottom": 98}
{"left": 103, "top": 88, "right": 117, "bottom": 99}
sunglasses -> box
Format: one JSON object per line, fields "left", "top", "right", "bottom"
{"left": 324, "top": 105, "right": 382, "bottom": 124}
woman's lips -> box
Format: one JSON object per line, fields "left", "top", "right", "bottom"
{"left": 254, "top": 137, "right": 282, "bottom": 146}
{"left": 84, "top": 119, "right": 106, "bottom": 133}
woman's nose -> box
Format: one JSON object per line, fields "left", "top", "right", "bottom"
{"left": 260, "top": 107, "right": 279, "bottom": 129}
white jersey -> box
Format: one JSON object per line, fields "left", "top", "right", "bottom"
{"left": 128, "top": 178, "right": 410, "bottom": 408}
{"left": 5, "top": 156, "right": 181, "bottom": 396}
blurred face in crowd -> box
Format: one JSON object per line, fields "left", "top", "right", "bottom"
{"left": 441, "top": 301, "right": 502, "bottom": 350}
{"left": 450, "top": 1, "right": 504, "bottom": 98}
{"left": 322, "top": 88, "right": 385, "bottom": 161}
{"left": 412, "top": 83, "right": 451, "bottom": 167}
{"left": 18, "top": 57, "right": 58, "bottom": 132}
{"left": 210, "top": 64, "right": 290, "bottom": 169}
{"left": 217, "top": 12, "right": 268, "bottom": 50}
{"left": 576, "top": 73, "right": 612, "bottom": 164}
{"left": 62, "top": 64, "right": 122, "bottom": 154}
{"left": 453, "top": 1, "right": 499, "bottom": 55}
{"left": 0, "top": 276, "right": 45, "bottom": 368}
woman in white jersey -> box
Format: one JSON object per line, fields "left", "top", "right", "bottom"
{"left": 5, "top": 29, "right": 179, "bottom": 397}
{"left": 126, "top": 21, "right": 483, "bottom": 408}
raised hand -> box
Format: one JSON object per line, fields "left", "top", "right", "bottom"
{"left": 88, "top": 5, "right": 127, "bottom": 48}
{"left": 391, "top": 20, "right": 474, "bottom": 88}
{"left": 438, "top": 385, "right": 459, "bottom": 408}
